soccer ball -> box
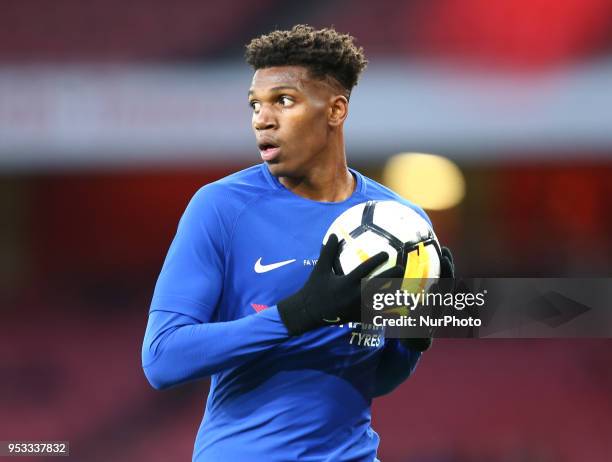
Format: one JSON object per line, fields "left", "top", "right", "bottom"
{"left": 323, "top": 200, "right": 441, "bottom": 282}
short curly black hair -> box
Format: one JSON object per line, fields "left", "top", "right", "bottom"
{"left": 245, "top": 25, "right": 368, "bottom": 96}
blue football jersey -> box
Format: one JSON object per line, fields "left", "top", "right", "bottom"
{"left": 145, "top": 163, "right": 429, "bottom": 461}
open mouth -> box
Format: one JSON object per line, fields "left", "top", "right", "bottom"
{"left": 258, "top": 141, "right": 281, "bottom": 161}
{"left": 258, "top": 140, "right": 279, "bottom": 150}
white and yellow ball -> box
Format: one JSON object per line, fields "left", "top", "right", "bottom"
{"left": 323, "top": 200, "right": 441, "bottom": 289}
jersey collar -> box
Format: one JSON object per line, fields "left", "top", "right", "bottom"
{"left": 260, "top": 162, "right": 366, "bottom": 203}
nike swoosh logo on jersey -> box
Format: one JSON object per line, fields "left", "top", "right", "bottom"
{"left": 254, "top": 257, "right": 296, "bottom": 273}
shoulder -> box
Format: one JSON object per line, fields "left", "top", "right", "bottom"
{"left": 190, "top": 164, "right": 272, "bottom": 212}
{"left": 184, "top": 164, "right": 274, "bottom": 231}
{"left": 359, "top": 172, "right": 432, "bottom": 226}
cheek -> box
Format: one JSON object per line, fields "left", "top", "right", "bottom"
{"left": 288, "top": 109, "right": 328, "bottom": 144}
{"left": 309, "top": 116, "right": 331, "bottom": 149}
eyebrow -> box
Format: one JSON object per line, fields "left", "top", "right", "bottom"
{"left": 248, "top": 85, "right": 300, "bottom": 96}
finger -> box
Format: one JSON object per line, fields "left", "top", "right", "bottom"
{"left": 348, "top": 251, "right": 388, "bottom": 282}
{"left": 440, "top": 256, "right": 454, "bottom": 279}
{"left": 441, "top": 246, "right": 453, "bottom": 265}
{"left": 435, "top": 261, "right": 455, "bottom": 295}
{"left": 364, "top": 265, "right": 404, "bottom": 294}
{"left": 375, "top": 265, "right": 405, "bottom": 280}
{"left": 316, "top": 234, "right": 339, "bottom": 270}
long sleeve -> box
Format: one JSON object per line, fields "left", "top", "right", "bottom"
{"left": 373, "top": 338, "right": 422, "bottom": 397}
{"left": 142, "top": 307, "right": 290, "bottom": 390}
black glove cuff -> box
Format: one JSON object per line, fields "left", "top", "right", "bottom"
{"left": 277, "top": 292, "right": 317, "bottom": 336}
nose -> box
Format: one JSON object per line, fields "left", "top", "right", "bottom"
{"left": 253, "top": 105, "right": 277, "bottom": 131}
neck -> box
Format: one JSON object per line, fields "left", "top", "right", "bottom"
{"left": 279, "top": 139, "right": 355, "bottom": 202}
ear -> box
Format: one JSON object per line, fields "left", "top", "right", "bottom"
{"left": 328, "top": 95, "right": 348, "bottom": 127}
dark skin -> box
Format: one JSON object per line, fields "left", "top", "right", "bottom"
{"left": 248, "top": 66, "right": 355, "bottom": 202}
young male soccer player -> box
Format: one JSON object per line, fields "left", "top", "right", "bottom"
{"left": 142, "top": 25, "right": 454, "bottom": 461}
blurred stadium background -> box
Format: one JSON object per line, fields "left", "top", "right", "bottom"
{"left": 1, "top": 1, "right": 611, "bottom": 461}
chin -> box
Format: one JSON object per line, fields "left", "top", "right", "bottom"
{"left": 266, "top": 160, "right": 296, "bottom": 178}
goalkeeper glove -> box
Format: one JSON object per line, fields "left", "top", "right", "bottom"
{"left": 278, "top": 234, "right": 404, "bottom": 336}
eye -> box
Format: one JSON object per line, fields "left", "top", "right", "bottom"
{"left": 278, "top": 96, "right": 294, "bottom": 107}
{"left": 249, "top": 100, "right": 261, "bottom": 112}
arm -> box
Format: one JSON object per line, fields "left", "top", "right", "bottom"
{"left": 142, "top": 307, "right": 289, "bottom": 390}
{"left": 372, "top": 339, "right": 422, "bottom": 397}
{"left": 142, "top": 184, "right": 272, "bottom": 390}
{"left": 143, "top": 236, "right": 394, "bottom": 390}
{"left": 142, "top": 187, "right": 398, "bottom": 390}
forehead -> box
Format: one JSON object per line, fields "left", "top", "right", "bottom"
{"left": 249, "top": 66, "right": 320, "bottom": 95}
